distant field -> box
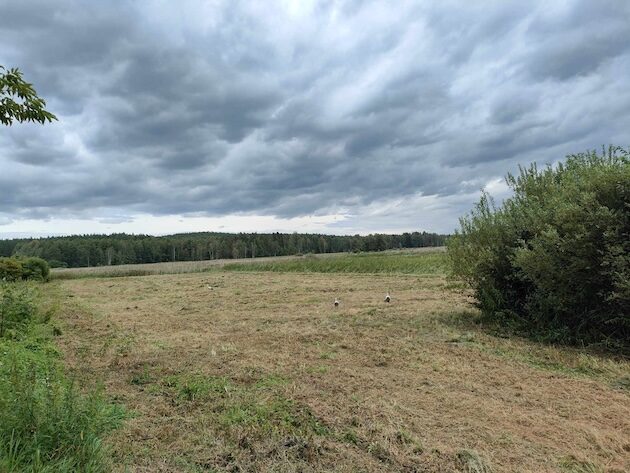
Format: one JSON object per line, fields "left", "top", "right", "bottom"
{"left": 45, "top": 250, "right": 630, "bottom": 472}
{"left": 223, "top": 249, "right": 447, "bottom": 274}
{"left": 50, "top": 247, "right": 446, "bottom": 279}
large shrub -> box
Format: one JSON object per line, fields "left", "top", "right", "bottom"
{"left": 448, "top": 147, "right": 629, "bottom": 346}
{"left": 0, "top": 257, "right": 50, "bottom": 282}
{"left": 20, "top": 257, "right": 50, "bottom": 281}
{"left": 0, "top": 258, "right": 23, "bottom": 281}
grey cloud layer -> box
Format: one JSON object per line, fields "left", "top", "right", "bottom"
{"left": 1, "top": 0, "right": 629, "bottom": 228}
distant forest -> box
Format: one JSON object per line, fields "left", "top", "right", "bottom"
{"left": 0, "top": 231, "right": 448, "bottom": 268}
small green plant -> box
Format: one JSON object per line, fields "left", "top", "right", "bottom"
{"left": 341, "top": 429, "right": 359, "bottom": 445}
{"left": 162, "top": 374, "right": 232, "bottom": 402}
{"left": 130, "top": 366, "right": 154, "bottom": 386}
{"left": 223, "top": 397, "right": 329, "bottom": 438}
{"left": 253, "top": 374, "right": 289, "bottom": 389}
{"left": 305, "top": 365, "right": 329, "bottom": 375}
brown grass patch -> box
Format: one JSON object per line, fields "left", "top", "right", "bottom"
{"left": 47, "top": 271, "right": 630, "bottom": 472}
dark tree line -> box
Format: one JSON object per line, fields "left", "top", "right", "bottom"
{"left": 1, "top": 231, "right": 448, "bottom": 268}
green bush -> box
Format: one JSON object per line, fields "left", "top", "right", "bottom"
{"left": 20, "top": 257, "right": 51, "bottom": 281}
{"left": 0, "top": 258, "right": 23, "bottom": 282}
{"left": 448, "top": 147, "right": 629, "bottom": 346}
{"left": 0, "top": 257, "right": 50, "bottom": 282}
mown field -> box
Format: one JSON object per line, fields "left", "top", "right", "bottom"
{"left": 43, "top": 249, "right": 629, "bottom": 472}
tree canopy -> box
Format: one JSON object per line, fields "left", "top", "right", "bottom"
{"left": 1, "top": 231, "right": 448, "bottom": 268}
{"left": 0, "top": 66, "right": 57, "bottom": 126}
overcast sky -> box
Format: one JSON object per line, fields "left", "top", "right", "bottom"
{"left": 1, "top": 0, "right": 629, "bottom": 237}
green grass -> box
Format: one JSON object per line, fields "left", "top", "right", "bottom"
{"left": 223, "top": 250, "right": 447, "bottom": 274}
{"left": 0, "top": 283, "right": 126, "bottom": 472}
{"left": 151, "top": 372, "right": 329, "bottom": 440}
{"left": 50, "top": 248, "right": 447, "bottom": 280}
{"left": 219, "top": 397, "right": 328, "bottom": 436}
{"left": 163, "top": 373, "right": 233, "bottom": 401}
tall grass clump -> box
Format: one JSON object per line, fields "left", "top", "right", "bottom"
{"left": 0, "top": 284, "right": 36, "bottom": 338}
{"left": 448, "top": 147, "right": 629, "bottom": 348}
{"left": 0, "top": 283, "right": 125, "bottom": 472}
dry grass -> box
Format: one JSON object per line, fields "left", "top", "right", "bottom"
{"left": 50, "top": 254, "right": 298, "bottom": 279}
{"left": 45, "top": 270, "right": 630, "bottom": 472}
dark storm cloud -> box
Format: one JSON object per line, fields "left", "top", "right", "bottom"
{"left": 524, "top": 0, "right": 630, "bottom": 81}
{"left": 1, "top": 0, "right": 629, "bottom": 230}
